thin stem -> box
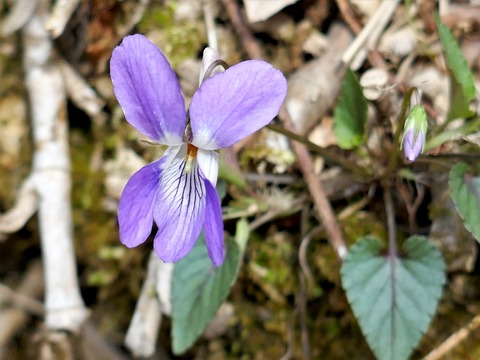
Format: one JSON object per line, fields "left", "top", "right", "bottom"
{"left": 383, "top": 185, "right": 397, "bottom": 258}
{"left": 266, "top": 123, "right": 369, "bottom": 177}
{"left": 424, "top": 153, "right": 480, "bottom": 160}
{"left": 383, "top": 87, "right": 418, "bottom": 180}
{"left": 298, "top": 207, "right": 311, "bottom": 360}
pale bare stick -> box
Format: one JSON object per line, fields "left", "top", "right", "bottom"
{"left": 22, "top": 0, "right": 88, "bottom": 332}
{"left": 341, "top": 0, "right": 400, "bottom": 68}
{"left": 0, "top": 176, "right": 38, "bottom": 235}
{"left": 0, "top": 282, "right": 44, "bottom": 316}
{"left": 45, "top": 0, "right": 81, "bottom": 38}
{"left": 125, "top": 253, "right": 165, "bottom": 357}
{"left": 424, "top": 314, "right": 480, "bottom": 360}
{"left": 0, "top": 0, "right": 37, "bottom": 36}
{"left": 0, "top": 261, "right": 44, "bottom": 359}
{"left": 59, "top": 60, "right": 105, "bottom": 118}
{"left": 203, "top": 0, "right": 218, "bottom": 50}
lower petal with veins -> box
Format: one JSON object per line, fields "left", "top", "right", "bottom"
{"left": 152, "top": 152, "right": 207, "bottom": 262}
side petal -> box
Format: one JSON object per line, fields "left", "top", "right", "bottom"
{"left": 197, "top": 149, "right": 219, "bottom": 187}
{"left": 118, "top": 159, "right": 164, "bottom": 248}
{"left": 204, "top": 180, "right": 225, "bottom": 266}
{"left": 153, "top": 149, "right": 206, "bottom": 262}
{"left": 110, "top": 34, "right": 186, "bottom": 145}
{"left": 189, "top": 60, "right": 287, "bottom": 150}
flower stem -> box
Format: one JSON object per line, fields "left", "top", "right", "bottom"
{"left": 383, "top": 87, "right": 418, "bottom": 180}
{"left": 266, "top": 123, "right": 369, "bottom": 177}
{"left": 383, "top": 184, "right": 397, "bottom": 258}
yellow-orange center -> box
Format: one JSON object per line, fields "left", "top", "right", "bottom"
{"left": 185, "top": 143, "right": 198, "bottom": 174}
{"left": 187, "top": 143, "right": 198, "bottom": 160}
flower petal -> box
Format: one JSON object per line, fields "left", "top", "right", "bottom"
{"left": 189, "top": 60, "right": 287, "bottom": 150}
{"left": 197, "top": 149, "right": 219, "bottom": 187}
{"left": 204, "top": 180, "right": 225, "bottom": 266}
{"left": 153, "top": 147, "right": 206, "bottom": 262}
{"left": 118, "top": 159, "right": 164, "bottom": 248}
{"left": 110, "top": 34, "right": 186, "bottom": 145}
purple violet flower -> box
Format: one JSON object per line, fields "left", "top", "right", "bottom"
{"left": 110, "top": 34, "right": 287, "bottom": 266}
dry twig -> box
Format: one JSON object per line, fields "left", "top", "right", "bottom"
{"left": 424, "top": 314, "right": 480, "bottom": 360}
{"left": 0, "top": 176, "right": 38, "bottom": 235}
{"left": 203, "top": 0, "right": 218, "bottom": 50}
{"left": 341, "top": 0, "right": 400, "bottom": 69}
{"left": 335, "top": 0, "right": 362, "bottom": 33}
{"left": 125, "top": 252, "right": 164, "bottom": 357}
{"left": 59, "top": 60, "right": 105, "bottom": 119}
{"left": 22, "top": 0, "right": 88, "bottom": 332}
{"left": 45, "top": 0, "right": 81, "bottom": 38}
{"left": 0, "top": 261, "right": 44, "bottom": 359}
{"left": 0, "top": 0, "right": 37, "bottom": 36}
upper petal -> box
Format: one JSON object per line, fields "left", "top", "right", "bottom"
{"left": 204, "top": 180, "right": 225, "bottom": 266}
{"left": 110, "top": 34, "right": 186, "bottom": 145}
{"left": 118, "top": 158, "right": 164, "bottom": 248}
{"left": 189, "top": 60, "right": 287, "bottom": 150}
{"left": 152, "top": 147, "right": 206, "bottom": 262}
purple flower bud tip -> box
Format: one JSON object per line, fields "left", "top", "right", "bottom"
{"left": 403, "top": 128, "right": 424, "bottom": 162}
{"left": 401, "top": 104, "right": 427, "bottom": 163}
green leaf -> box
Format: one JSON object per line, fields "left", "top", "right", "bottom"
{"left": 341, "top": 236, "right": 445, "bottom": 360}
{"left": 435, "top": 14, "right": 476, "bottom": 120}
{"left": 171, "top": 221, "right": 248, "bottom": 354}
{"left": 219, "top": 155, "right": 247, "bottom": 188}
{"left": 334, "top": 68, "right": 368, "bottom": 149}
{"left": 449, "top": 162, "right": 480, "bottom": 241}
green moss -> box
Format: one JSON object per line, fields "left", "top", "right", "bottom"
{"left": 231, "top": 300, "right": 290, "bottom": 359}
{"left": 341, "top": 210, "right": 387, "bottom": 246}
{"left": 249, "top": 231, "right": 298, "bottom": 300}
{"left": 137, "top": 2, "right": 206, "bottom": 68}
